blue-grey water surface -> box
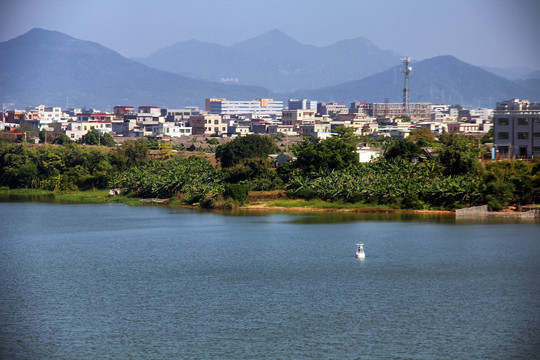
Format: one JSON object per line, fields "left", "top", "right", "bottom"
{"left": 0, "top": 201, "right": 539, "bottom": 359}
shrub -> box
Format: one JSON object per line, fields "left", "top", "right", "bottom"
{"left": 224, "top": 183, "right": 249, "bottom": 205}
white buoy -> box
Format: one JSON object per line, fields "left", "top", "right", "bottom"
{"left": 355, "top": 242, "right": 365, "bottom": 260}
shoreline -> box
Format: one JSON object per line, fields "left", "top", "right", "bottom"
{"left": 239, "top": 203, "right": 455, "bottom": 215}
{"left": 0, "top": 189, "right": 455, "bottom": 215}
{"left": 2, "top": 189, "right": 537, "bottom": 219}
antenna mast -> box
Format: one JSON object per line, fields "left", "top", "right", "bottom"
{"left": 401, "top": 57, "right": 412, "bottom": 118}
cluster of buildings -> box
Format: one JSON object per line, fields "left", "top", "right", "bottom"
{"left": 1, "top": 97, "right": 539, "bottom": 158}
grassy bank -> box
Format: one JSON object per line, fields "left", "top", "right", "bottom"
{"left": 0, "top": 189, "right": 143, "bottom": 206}
{"left": 241, "top": 198, "right": 454, "bottom": 214}
{"left": 259, "top": 199, "right": 394, "bottom": 211}
{"left": 0, "top": 189, "right": 457, "bottom": 215}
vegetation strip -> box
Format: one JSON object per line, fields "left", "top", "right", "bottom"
{"left": 1, "top": 131, "right": 539, "bottom": 211}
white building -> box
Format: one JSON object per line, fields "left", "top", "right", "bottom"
{"left": 357, "top": 147, "right": 381, "bottom": 162}
{"left": 206, "top": 98, "right": 283, "bottom": 117}
{"left": 152, "top": 122, "right": 192, "bottom": 137}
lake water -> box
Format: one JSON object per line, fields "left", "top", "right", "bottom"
{"left": 0, "top": 201, "right": 539, "bottom": 359}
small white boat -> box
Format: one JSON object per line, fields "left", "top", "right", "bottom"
{"left": 355, "top": 242, "right": 365, "bottom": 259}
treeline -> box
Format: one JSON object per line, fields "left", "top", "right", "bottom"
{"left": 1, "top": 131, "right": 539, "bottom": 210}
{"left": 0, "top": 139, "right": 149, "bottom": 191}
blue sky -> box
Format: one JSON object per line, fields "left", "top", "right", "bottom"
{"left": 1, "top": 0, "right": 539, "bottom": 69}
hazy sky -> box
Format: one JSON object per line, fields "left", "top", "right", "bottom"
{"left": 1, "top": 0, "right": 539, "bottom": 69}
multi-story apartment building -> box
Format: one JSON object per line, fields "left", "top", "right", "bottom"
{"left": 350, "top": 101, "right": 431, "bottom": 120}
{"left": 25, "top": 105, "right": 63, "bottom": 123}
{"left": 65, "top": 120, "right": 113, "bottom": 140}
{"left": 288, "top": 99, "right": 317, "bottom": 110}
{"left": 493, "top": 98, "right": 540, "bottom": 158}
{"left": 189, "top": 114, "right": 227, "bottom": 136}
{"left": 459, "top": 108, "right": 494, "bottom": 122}
{"left": 76, "top": 113, "right": 116, "bottom": 122}
{"left": 137, "top": 106, "right": 163, "bottom": 120}
{"left": 113, "top": 106, "right": 135, "bottom": 119}
{"left": 281, "top": 109, "right": 318, "bottom": 126}
{"left": 318, "top": 101, "right": 349, "bottom": 116}
{"left": 447, "top": 122, "right": 481, "bottom": 135}
{"left": 365, "top": 102, "right": 431, "bottom": 120}
{"left": 165, "top": 109, "right": 193, "bottom": 122}
{"left": 206, "top": 98, "right": 283, "bottom": 117}
{"left": 3, "top": 110, "right": 27, "bottom": 124}
{"left": 152, "top": 122, "right": 192, "bottom": 138}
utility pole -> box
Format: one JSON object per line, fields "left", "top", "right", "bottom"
{"left": 401, "top": 57, "right": 412, "bottom": 118}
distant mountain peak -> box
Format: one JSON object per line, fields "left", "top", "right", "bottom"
{"left": 16, "top": 27, "right": 75, "bottom": 43}
{"left": 339, "top": 36, "right": 375, "bottom": 46}
{"left": 233, "top": 28, "right": 301, "bottom": 49}
{"left": 0, "top": 27, "right": 274, "bottom": 109}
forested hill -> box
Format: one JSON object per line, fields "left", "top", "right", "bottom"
{"left": 289, "top": 55, "right": 538, "bottom": 108}
{"left": 0, "top": 28, "right": 274, "bottom": 109}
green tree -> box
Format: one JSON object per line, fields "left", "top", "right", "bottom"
{"left": 215, "top": 134, "right": 279, "bottom": 168}
{"left": 222, "top": 157, "right": 272, "bottom": 183}
{"left": 332, "top": 125, "right": 357, "bottom": 145}
{"left": 383, "top": 139, "right": 422, "bottom": 160}
{"left": 408, "top": 128, "right": 436, "bottom": 145}
{"left": 0, "top": 143, "right": 38, "bottom": 188}
{"left": 480, "top": 128, "right": 494, "bottom": 144}
{"left": 53, "top": 134, "right": 72, "bottom": 145}
{"left": 291, "top": 136, "right": 358, "bottom": 173}
{"left": 101, "top": 132, "right": 116, "bottom": 147}
{"left": 81, "top": 129, "right": 115, "bottom": 147}
{"left": 438, "top": 134, "right": 481, "bottom": 175}
{"left": 109, "top": 139, "right": 149, "bottom": 170}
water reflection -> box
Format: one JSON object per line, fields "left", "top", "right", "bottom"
{"left": 1, "top": 193, "right": 537, "bottom": 225}
{"left": 0, "top": 193, "right": 56, "bottom": 203}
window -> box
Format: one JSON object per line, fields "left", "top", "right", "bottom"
{"left": 499, "top": 146, "right": 509, "bottom": 155}
{"left": 517, "top": 118, "right": 528, "bottom": 125}
{"left": 214, "top": 120, "right": 219, "bottom": 124}
{"left": 534, "top": 118, "right": 540, "bottom": 124}
{"left": 498, "top": 118, "right": 509, "bottom": 125}
{"left": 498, "top": 132, "right": 509, "bottom": 140}
{"left": 517, "top": 132, "right": 529, "bottom": 140}
{"left": 533, "top": 147, "right": 540, "bottom": 155}
{"left": 533, "top": 132, "right": 540, "bottom": 138}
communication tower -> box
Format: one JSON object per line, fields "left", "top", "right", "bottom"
{"left": 401, "top": 57, "right": 412, "bottom": 118}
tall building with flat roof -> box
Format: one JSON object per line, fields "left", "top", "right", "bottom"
{"left": 288, "top": 99, "right": 317, "bottom": 110}
{"left": 365, "top": 102, "right": 431, "bottom": 120}
{"left": 206, "top": 98, "right": 283, "bottom": 117}
{"left": 493, "top": 98, "right": 540, "bottom": 158}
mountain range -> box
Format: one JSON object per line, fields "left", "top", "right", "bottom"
{"left": 0, "top": 28, "right": 538, "bottom": 110}
{"left": 290, "top": 55, "right": 536, "bottom": 107}
{"left": 0, "top": 28, "right": 273, "bottom": 110}
{"left": 133, "top": 29, "right": 402, "bottom": 92}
